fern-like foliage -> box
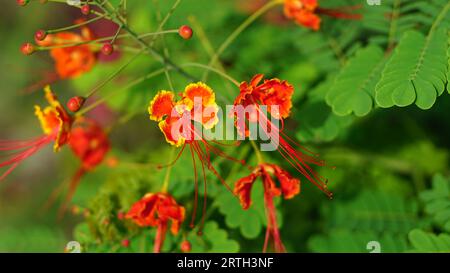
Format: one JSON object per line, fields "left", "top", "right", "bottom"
{"left": 408, "top": 229, "right": 450, "bottom": 252}
{"left": 419, "top": 174, "right": 450, "bottom": 232}
{"left": 363, "top": 0, "right": 449, "bottom": 47}
{"left": 308, "top": 191, "right": 421, "bottom": 252}
{"left": 375, "top": 26, "right": 449, "bottom": 110}
{"left": 326, "top": 46, "right": 386, "bottom": 116}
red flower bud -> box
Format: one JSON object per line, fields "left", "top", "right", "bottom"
{"left": 81, "top": 4, "right": 90, "bottom": 15}
{"left": 178, "top": 25, "right": 193, "bottom": 40}
{"left": 101, "top": 43, "right": 114, "bottom": 56}
{"left": 181, "top": 240, "right": 191, "bottom": 253}
{"left": 34, "top": 30, "right": 47, "bottom": 42}
{"left": 20, "top": 43, "right": 35, "bottom": 56}
{"left": 67, "top": 96, "right": 86, "bottom": 113}
{"left": 16, "top": 0, "right": 29, "bottom": 6}
{"left": 117, "top": 211, "right": 125, "bottom": 220}
{"left": 121, "top": 239, "right": 130, "bottom": 248}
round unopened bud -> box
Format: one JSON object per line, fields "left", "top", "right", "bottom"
{"left": 17, "top": 0, "right": 30, "bottom": 6}
{"left": 121, "top": 239, "right": 130, "bottom": 248}
{"left": 101, "top": 43, "right": 114, "bottom": 56}
{"left": 67, "top": 96, "right": 86, "bottom": 113}
{"left": 181, "top": 240, "right": 191, "bottom": 253}
{"left": 20, "top": 43, "right": 35, "bottom": 56}
{"left": 34, "top": 30, "right": 47, "bottom": 41}
{"left": 81, "top": 4, "right": 90, "bottom": 15}
{"left": 178, "top": 25, "right": 193, "bottom": 40}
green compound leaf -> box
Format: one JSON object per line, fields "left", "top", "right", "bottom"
{"left": 326, "top": 45, "right": 386, "bottom": 116}
{"left": 375, "top": 28, "right": 449, "bottom": 110}
{"left": 408, "top": 229, "right": 450, "bottom": 252}
{"left": 215, "top": 181, "right": 266, "bottom": 239}
{"left": 447, "top": 35, "right": 450, "bottom": 94}
{"left": 297, "top": 76, "right": 354, "bottom": 142}
{"left": 419, "top": 174, "right": 450, "bottom": 232}
{"left": 187, "top": 221, "right": 239, "bottom": 253}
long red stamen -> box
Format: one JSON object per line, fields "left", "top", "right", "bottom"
{"left": 193, "top": 141, "right": 208, "bottom": 235}
{"left": 156, "top": 145, "right": 186, "bottom": 169}
{"left": 317, "top": 6, "right": 362, "bottom": 20}
{"left": 189, "top": 145, "right": 199, "bottom": 229}
{"left": 261, "top": 168, "right": 286, "bottom": 253}
{"left": 0, "top": 134, "right": 54, "bottom": 181}
{"left": 255, "top": 108, "right": 332, "bottom": 198}
{"left": 58, "top": 167, "right": 87, "bottom": 219}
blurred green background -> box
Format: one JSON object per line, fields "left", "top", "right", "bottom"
{"left": 0, "top": 0, "right": 449, "bottom": 253}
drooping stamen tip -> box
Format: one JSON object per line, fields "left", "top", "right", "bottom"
{"left": 81, "top": 4, "right": 91, "bottom": 16}
{"left": 34, "top": 29, "right": 47, "bottom": 42}
{"left": 189, "top": 223, "right": 195, "bottom": 229}
{"left": 20, "top": 42, "right": 35, "bottom": 56}
{"left": 101, "top": 43, "right": 114, "bottom": 56}
{"left": 328, "top": 192, "right": 334, "bottom": 200}
{"left": 178, "top": 25, "right": 193, "bottom": 40}
{"left": 196, "top": 230, "right": 203, "bottom": 236}
{"left": 67, "top": 96, "right": 86, "bottom": 113}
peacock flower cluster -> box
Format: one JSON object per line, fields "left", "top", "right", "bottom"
{"left": 283, "top": 0, "right": 362, "bottom": 30}
{"left": 126, "top": 193, "right": 185, "bottom": 253}
{"left": 0, "top": 86, "right": 72, "bottom": 180}
{"left": 148, "top": 83, "right": 243, "bottom": 230}
{"left": 234, "top": 163, "right": 300, "bottom": 253}
{"left": 233, "top": 74, "right": 332, "bottom": 198}
{"left": 36, "top": 21, "right": 96, "bottom": 79}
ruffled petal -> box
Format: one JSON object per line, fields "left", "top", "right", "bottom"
{"left": 148, "top": 91, "right": 176, "bottom": 122}
{"left": 273, "top": 165, "right": 301, "bottom": 199}
{"left": 234, "top": 173, "right": 258, "bottom": 209}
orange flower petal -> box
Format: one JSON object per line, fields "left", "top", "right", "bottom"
{"left": 234, "top": 173, "right": 258, "bottom": 209}
{"left": 35, "top": 86, "right": 72, "bottom": 151}
{"left": 294, "top": 10, "right": 321, "bottom": 30}
{"left": 69, "top": 118, "right": 110, "bottom": 170}
{"left": 158, "top": 116, "right": 187, "bottom": 147}
{"left": 183, "top": 82, "right": 216, "bottom": 108}
{"left": 273, "top": 165, "right": 301, "bottom": 199}
{"left": 148, "top": 91, "right": 176, "bottom": 122}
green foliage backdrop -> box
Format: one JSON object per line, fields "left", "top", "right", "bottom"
{"left": 0, "top": 0, "right": 449, "bottom": 253}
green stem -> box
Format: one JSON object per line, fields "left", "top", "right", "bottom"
{"left": 250, "top": 140, "right": 264, "bottom": 164}
{"left": 85, "top": 50, "right": 143, "bottom": 98}
{"left": 161, "top": 148, "right": 176, "bottom": 193}
{"left": 37, "top": 30, "right": 178, "bottom": 50}
{"left": 47, "top": 15, "right": 106, "bottom": 34}
{"left": 203, "top": 0, "right": 280, "bottom": 80}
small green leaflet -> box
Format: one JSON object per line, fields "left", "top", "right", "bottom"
{"left": 326, "top": 46, "right": 386, "bottom": 117}
{"left": 375, "top": 28, "right": 449, "bottom": 110}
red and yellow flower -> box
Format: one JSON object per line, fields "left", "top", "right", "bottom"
{"left": 0, "top": 86, "right": 72, "bottom": 180}
{"left": 126, "top": 192, "right": 185, "bottom": 253}
{"left": 283, "top": 0, "right": 362, "bottom": 30}
{"left": 232, "top": 74, "right": 332, "bottom": 198}
{"left": 148, "top": 83, "right": 242, "bottom": 230}
{"left": 148, "top": 82, "right": 219, "bottom": 147}
{"left": 37, "top": 21, "right": 96, "bottom": 79}
{"left": 234, "top": 164, "right": 300, "bottom": 253}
